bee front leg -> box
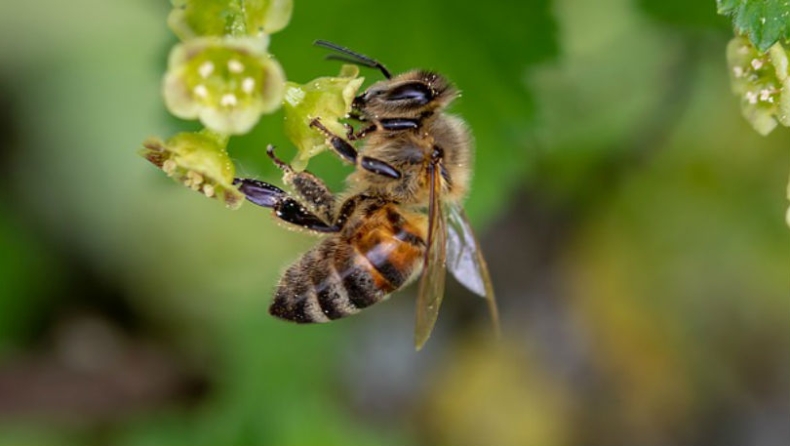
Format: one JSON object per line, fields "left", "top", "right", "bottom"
{"left": 310, "top": 118, "right": 401, "bottom": 180}
{"left": 234, "top": 178, "right": 338, "bottom": 233}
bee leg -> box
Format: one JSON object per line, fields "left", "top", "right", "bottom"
{"left": 233, "top": 178, "right": 285, "bottom": 208}
{"left": 269, "top": 193, "right": 365, "bottom": 233}
{"left": 309, "top": 117, "right": 358, "bottom": 163}
{"left": 360, "top": 156, "right": 401, "bottom": 179}
{"left": 273, "top": 198, "right": 338, "bottom": 233}
{"left": 266, "top": 145, "right": 336, "bottom": 222}
{"left": 310, "top": 118, "right": 401, "bottom": 179}
{"left": 234, "top": 178, "right": 338, "bottom": 233}
{"left": 343, "top": 123, "right": 355, "bottom": 139}
{"left": 347, "top": 111, "right": 365, "bottom": 121}
{"left": 343, "top": 122, "right": 375, "bottom": 140}
{"left": 379, "top": 118, "right": 420, "bottom": 131}
{"left": 348, "top": 124, "right": 377, "bottom": 141}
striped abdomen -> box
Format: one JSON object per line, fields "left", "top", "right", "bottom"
{"left": 269, "top": 205, "right": 426, "bottom": 323}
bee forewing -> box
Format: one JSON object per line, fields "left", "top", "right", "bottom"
{"left": 414, "top": 166, "right": 447, "bottom": 350}
{"left": 446, "top": 203, "right": 500, "bottom": 338}
{"left": 446, "top": 203, "right": 485, "bottom": 296}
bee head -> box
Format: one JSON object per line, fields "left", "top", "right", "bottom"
{"left": 313, "top": 41, "right": 457, "bottom": 121}
{"left": 353, "top": 70, "right": 456, "bottom": 120}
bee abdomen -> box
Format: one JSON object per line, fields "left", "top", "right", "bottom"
{"left": 269, "top": 208, "right": 425, "bottom": 324}
{"left": 351, "top": 222, "right": 425, "bottom": 293}
{"left": 269, "top": 240, "right": 362, "bottom": 323}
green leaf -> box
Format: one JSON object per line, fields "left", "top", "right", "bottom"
{"left": 717, "top": 0, "right": 739, "bottom": 15}
{"left": 718, "top": 0, "right": 790, "bottom": 52}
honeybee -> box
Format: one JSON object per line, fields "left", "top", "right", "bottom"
{"left": 234, "top": 41, "right": 499, "bottom": 349}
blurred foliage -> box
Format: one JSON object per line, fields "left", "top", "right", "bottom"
{"left": 640, "top": 0, "right": 730, "bottom": 29}
{"left": 0, "top": 0, "right": 787, "bottom": 446}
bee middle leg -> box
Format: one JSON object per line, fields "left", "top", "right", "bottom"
{"left": 343, "top": 123, "right": 377, "bottom": 141}
{"left": 309, "top": 118, "right": 401, "bottom": 180}
{"left": 234, "top": 175, "right": 367, "bottom": 234}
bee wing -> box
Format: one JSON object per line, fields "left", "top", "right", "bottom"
{"left": 446, "top": 202, "right": 500, "bottom": 337}
{"left": 414, "top": 162, "right": 447, "bottom": 350}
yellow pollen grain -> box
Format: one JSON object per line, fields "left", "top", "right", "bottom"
{"left": 187, "top": 171, "right": 204, "bottom": 185}
{"left": 228, "top": 59, "right": 244, "bottom": 74}
{"left": 194, "top": 84, "right": 209, "bottom": 98}
{"left": 221, "top": 93, "right": 238, "bottom": 107}
{"left": 199, "top": 61, "right": 214, "bottom": 78}
{"left": 242, "top": 77, "right": 255, "bottom": 94}
{"left": 162, "top": 160, "right": 177, "bottom": 174}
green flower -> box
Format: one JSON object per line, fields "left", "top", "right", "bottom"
{"left": 164, "top": 36, "right": 286, "bottom": 135}
{"left": 726, "top": 36, "right": 790, "bottom": 135}
{"left": 168, "top": 0, "right": 293, "bottom": 40}
{"left": 283, "top": 65, "right": 364, "bottom": 169}
{"left": 140, "top": 130, "right": 244, "bottom": 209}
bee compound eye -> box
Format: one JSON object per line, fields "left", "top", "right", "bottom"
{"left": 385, "top": 82, "right": 433, "bottom": 104}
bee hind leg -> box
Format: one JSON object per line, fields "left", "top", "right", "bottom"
{"left": 233, "top": 178, "right": 284, "bottom": 208}
{"left": 266, "top": 145, "right": 335, "bottom": 221}
{"left": 234, "top": 178, "right": 338, "bottom": 233}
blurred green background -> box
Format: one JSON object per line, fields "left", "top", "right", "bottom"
{"left": 0, "top": 1, "right": 788, "bottom": 445}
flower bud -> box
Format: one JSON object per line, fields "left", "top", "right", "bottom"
{"left": 140, "top": 130, "right": 244, "bottom": 209}
{"left": 168, "top": 0, "right": 293, "bottom": 40}
{"left": 282, "top": 65, "right": 364, "bottom": 169}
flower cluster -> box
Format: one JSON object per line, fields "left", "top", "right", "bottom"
{"left": 142, "top": 0, "right": 366, "bottom": 208}
{"left": 142, "top": 0, "right": 292, "bottom": 206}
{"left": 726, "top": 36, "right": 790, "bottom": 135}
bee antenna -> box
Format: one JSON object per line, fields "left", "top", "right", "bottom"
{"left": 314, "top": 40, "right": 392, "bottom": 79}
